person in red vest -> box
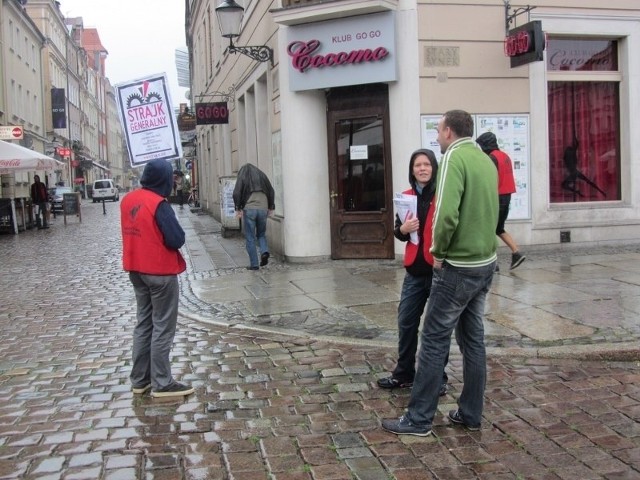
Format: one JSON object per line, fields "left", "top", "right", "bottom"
{"left": 30, "top": 175, "right": 49, "bottom": 229}
{"left": 120, "top": 159, "right": 193, "bottom": 398}
{"left": 476, "top": 132, "right": 526, "bottom": 270}
{"left": 377, "top": 149, "right": 448, "bottom": 396}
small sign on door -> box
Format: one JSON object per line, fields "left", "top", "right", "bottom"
{"left": 350, "top": 145, "right": 368, "bottom": 160}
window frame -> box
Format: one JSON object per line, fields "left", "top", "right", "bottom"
{"left": 528, "top": 14, "right": 637, "bottom": 223}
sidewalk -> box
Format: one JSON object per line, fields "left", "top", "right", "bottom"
{"left": 177, "top": 207, "right": 640, "bottom": 361}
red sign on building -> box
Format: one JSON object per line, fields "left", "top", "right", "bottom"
{"left": 56, "top": 147, "right": 71, "bottom": 157}
{"left": 195, "top": 103, "right": 229, "bottom": 125}
{"left": 504, "top": 21, "right": 546, "bottom": 68}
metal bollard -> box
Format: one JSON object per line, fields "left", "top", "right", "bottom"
{"left": 102, "top": 199, "right": 106, "bottom": 215}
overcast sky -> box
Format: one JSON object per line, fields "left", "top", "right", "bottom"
{"left": 59, "top": 0, "right": 189, "bottom": 108}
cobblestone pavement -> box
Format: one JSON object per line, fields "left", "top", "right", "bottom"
{"left": 0, "top": 202, "right": 639, "bottom": 479}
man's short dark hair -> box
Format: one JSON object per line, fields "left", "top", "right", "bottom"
{"left": 443, "top": 110, "right": 474, "bottom": 138}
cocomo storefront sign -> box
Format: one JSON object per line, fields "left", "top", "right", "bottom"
{"left": 286, "top": 12, "right": 397, "bottom": 92}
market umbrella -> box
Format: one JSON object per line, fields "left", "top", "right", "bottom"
{"left": 0, "top": 140, "right": 64, "bottom": 174}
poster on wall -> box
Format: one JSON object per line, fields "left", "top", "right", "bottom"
{"left": 115, "top": 73, "right": 183, "bottom": 167}
{"left": 420, "top": 115, "right": 444, "bottom": 161}
{"left": 421, "top": 114, "right": 531, "bottom": 220}
{"left": 475, "top": 115, "right": 530, "bottom": 220}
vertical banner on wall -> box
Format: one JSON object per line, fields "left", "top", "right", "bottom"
{"left": 115, "top": 73, "right": 183, "bottom": 167}
{"left": 421, "top": 114, "right": 531, "bottom": 220}
{"left": 51, "top": 88, "right": 67, "bottom": 129}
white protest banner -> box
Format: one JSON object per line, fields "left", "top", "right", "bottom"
{"left": 115, "top": 73, "right": 183, "bottom": 167}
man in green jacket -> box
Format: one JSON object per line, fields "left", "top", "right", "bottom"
{"left": 383, "top": 110, "right": 498, "bottom": 436}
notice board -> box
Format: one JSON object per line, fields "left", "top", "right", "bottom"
{"left": 421, "top": 114, "right": 531, "bottom": 220}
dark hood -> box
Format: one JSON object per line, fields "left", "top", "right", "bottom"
{"left": 476, "top": 132, "right": 499, "bottom": 153}
{"left": 408, "top": 148, "right": 438, "bottom": 197}
{"left": 236, "top": 163, "right": 266, "bottom": 192}
{"left": 140, "top": 159, "right": 174, "bottom": 197}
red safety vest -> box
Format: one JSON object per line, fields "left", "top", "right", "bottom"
{"left": 121, "top": 189, "right": 186, "bottom": 275}
{"left": 490, "top": 149, "right": 516, "bottom": 195}
{"left": 401, "top": 188, "right": 435, "bottom": 267}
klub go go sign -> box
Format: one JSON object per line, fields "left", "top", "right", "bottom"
{"left": 195, "top": 102, "right": 229, "bottom": 125}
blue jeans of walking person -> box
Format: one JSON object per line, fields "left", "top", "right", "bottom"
{"left": 243, "top": 208, "right": 268, "bottom": 268}
{"left": 129, "top": 272, "right": 179, "bottom": 391}
{"left": 393, "top": 271, "right": 448, "bottom": 385}
{"left": 405, "top": 261, "right": 495, "bottom": 428}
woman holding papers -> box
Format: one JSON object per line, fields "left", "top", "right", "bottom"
{"left": 377, "top": 149, "right": 449, "bottom": 396}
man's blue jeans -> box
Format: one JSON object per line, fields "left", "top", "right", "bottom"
{"left": 243, "top": 208, "right": 268, "bottom": 268}
{"left": 406, "top": 261, "right": 495, "bottom": 428}
{"left": 393, "top": 271, "right": 448, "bottom": 385}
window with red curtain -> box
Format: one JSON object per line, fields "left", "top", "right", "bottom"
{"left": 547, "top": 39, "right": 620, "bottom": 203}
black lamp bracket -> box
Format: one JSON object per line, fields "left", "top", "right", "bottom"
{"left": 195, "top": 86, "right": 236, "bottom": 107}
{"left": 504, "top": 1, "right": 537, "bottom": 34}
{"left": 226, "top": 39, "right": 273, "bottom": 66}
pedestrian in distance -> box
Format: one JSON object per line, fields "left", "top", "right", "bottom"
{"left": 174, "top": 171, "right": 185, "bottom": 209}
{"left": 377, "top": 149, "right": 449, "bottom": 396}
{"left": 30, "top": 174, "right": 49, "bottom": 229}
{"left": 382, "top": 109, "right": 498, "bottom": 436}
{"left": 233, "top": 163, "right": 275, "bottom": 270}
{"left": 476, "top": 131, "right": 526, "bottom": 270}
{"left": 120, "top": 159, "right": 194, "bottom": 398}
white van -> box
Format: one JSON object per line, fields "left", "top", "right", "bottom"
{"left": 92, "top": 179, "right": 119, "bottom": 202}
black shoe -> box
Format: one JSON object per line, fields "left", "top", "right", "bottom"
{"left": 246, "top": 266, "right": 259, "bottom": 270}
{"left": 131, "top": 384, "right": 151, "bottom": 394}
{"left": 439, "top": 383, "right": 449, "bottom": 397}
{"left": 382, "top": 415, "right": 432, "bottom": 436}
{"left": 510, "top": 252, "right": 526, "bottom": 270}
{"left": 260, "top": 252, "right": 270, "bottom": 266}
{"left": 151, "top": 381, "right": 194, "bottom": 398}
{"left": 377, "top": 376, "right": 413, "bottom": 389}
{"left": 448, "top": 409, "right": 480, "bottom": 431}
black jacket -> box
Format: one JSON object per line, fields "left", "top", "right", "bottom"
{"left": 233, "top": 164, "right": 275, "bottom": 211}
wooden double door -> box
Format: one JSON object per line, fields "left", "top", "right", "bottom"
{"left": 327, "top": 84, "right": 394, "bottom": 259}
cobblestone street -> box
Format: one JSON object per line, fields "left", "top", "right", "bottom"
{"left": 0, "top": 202, "right": 639, "bottom": 479}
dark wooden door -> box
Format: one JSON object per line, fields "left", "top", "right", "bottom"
{"left": 327, "top": 84, "right": 394, "bottom": 259}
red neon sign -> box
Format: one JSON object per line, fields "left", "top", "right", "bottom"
{"left": 287, "top": 39, "right": 389, "bottom": 73}
{"left": 504, "top": 31, "right": 531, "bottom": 57}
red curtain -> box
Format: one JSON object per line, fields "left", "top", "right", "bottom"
{"left": 548, "top": 81, "right": 620, "bottom": 202}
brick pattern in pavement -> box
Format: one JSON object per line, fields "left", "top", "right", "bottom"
{"left": 0, "top": 203, "right": 638, "bottom": 479}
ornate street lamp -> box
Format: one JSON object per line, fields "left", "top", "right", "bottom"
{"left": 215, "top": 0, "right": 273, "bottom": 66}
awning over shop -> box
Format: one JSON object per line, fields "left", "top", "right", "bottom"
{"left": 92, "top": 161, "right": 109, "bottom": 171}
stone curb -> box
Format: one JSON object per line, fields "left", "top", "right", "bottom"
{"left": 180, "top": 310, "right": 640, "bottom": 362}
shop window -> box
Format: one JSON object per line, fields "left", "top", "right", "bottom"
{"left": 546, "top": 38, "right": 621, "bottom": 203}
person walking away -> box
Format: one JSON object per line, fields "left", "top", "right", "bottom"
{"left": 30, "top": 175, "right": 49, "bottom": 229}
{"left": 174, "top": 172, "right": 184, "bottom": 209}
{"left": 120, "top": 159, "right": 194, "bottom": 398}
{"left": 476, "top": 132, "right": 526, "bottom": 270}
{"left": 382, "top": 110, "right": 498, "bottom": 436}
{"left": 376, "top": 149, "right": 449, "bottom": 396}
{"left": 233, "top": 163, "right": 275, "bottom": 270}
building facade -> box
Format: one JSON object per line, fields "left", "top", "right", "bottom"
{"left": 0, "top": 0, "right": 46, "bottom": 198}
{"left": 0, "top": 0, "right": 126, "bottom": 202}
{"left": 187, "top": 0, "right": 640, "bottom": 261}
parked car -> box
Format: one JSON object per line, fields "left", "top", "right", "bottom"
{"left": 92, "top": 179, "right": 119, "bottom": 202}
{"left": 48, "top": 186, "right": 73, "bottom": 212}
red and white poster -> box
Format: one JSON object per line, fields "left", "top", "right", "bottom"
{"left": 115, "top": 73, "right": 182, "bottom": 167}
